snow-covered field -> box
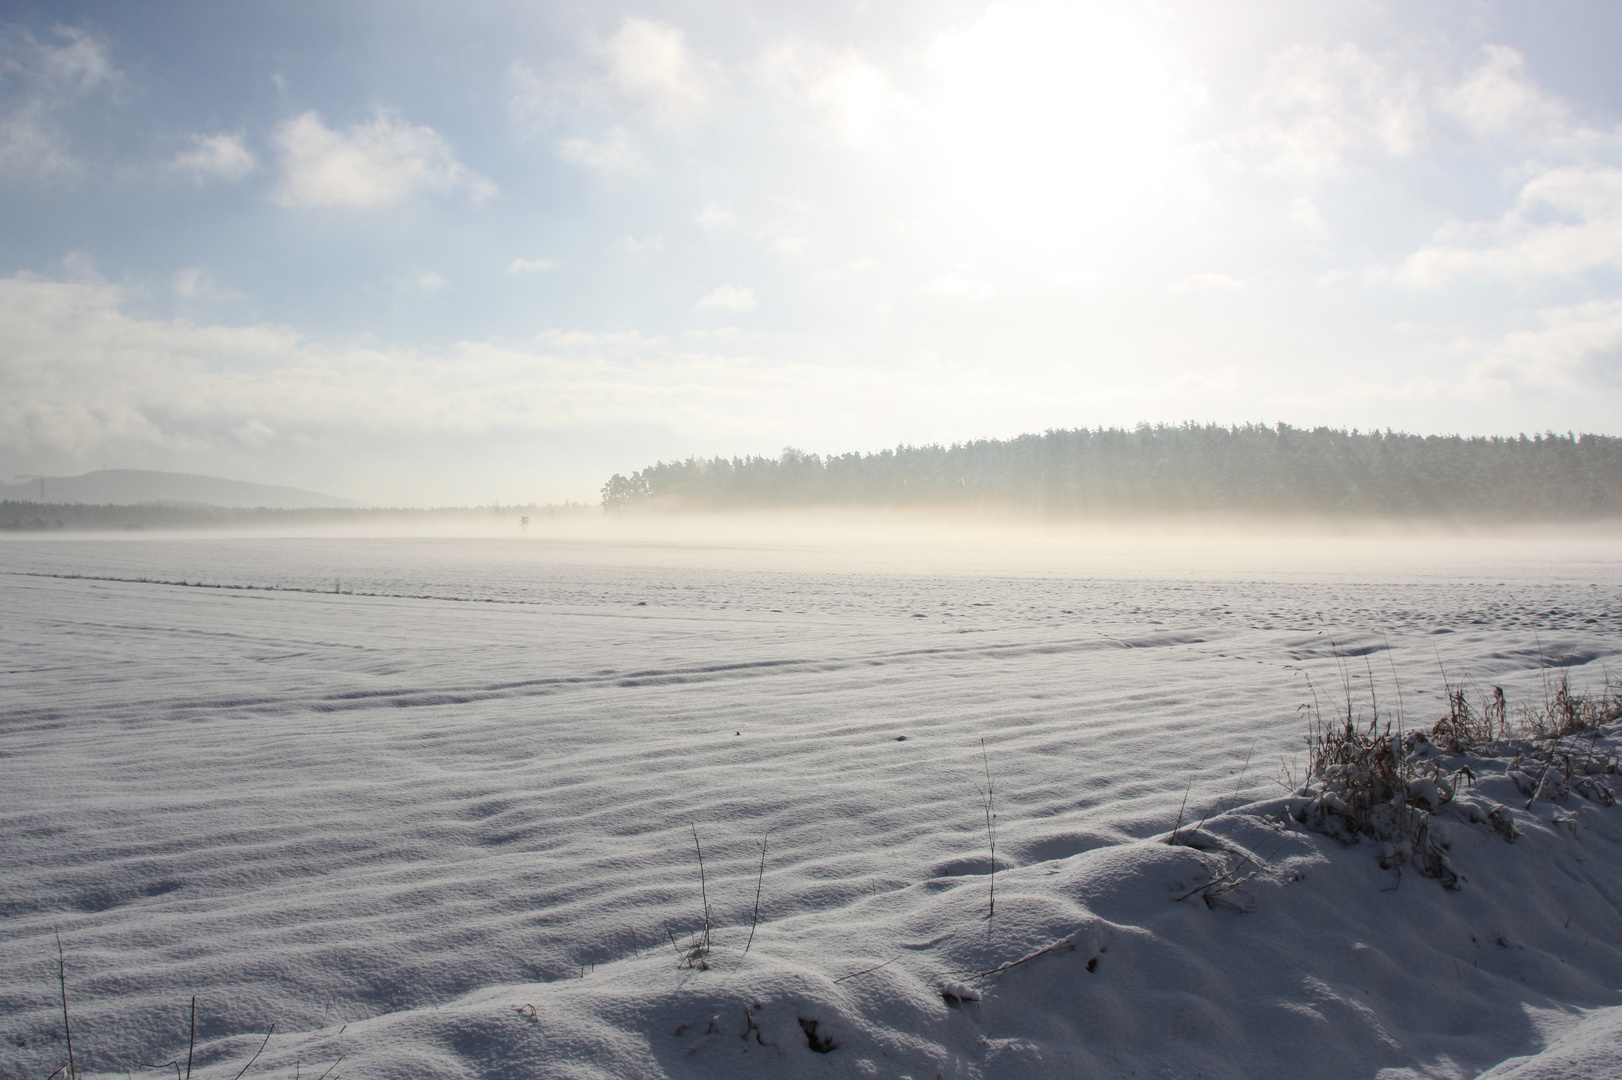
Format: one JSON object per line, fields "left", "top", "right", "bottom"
{"left": 3, "top": 526, "right": 1621, "bottom": 1080}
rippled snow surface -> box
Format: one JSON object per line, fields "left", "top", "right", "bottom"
{"left": 2, "top": 531, "right": 1620, "bottom": 1079}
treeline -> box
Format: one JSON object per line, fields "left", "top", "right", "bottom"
{"left": 600, "top": 424, "right": 1622, "bottom": 518}
{"left": 0, "top": 502, "right": 593, "bottom": 532}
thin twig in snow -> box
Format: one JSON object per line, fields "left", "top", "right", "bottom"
{"left": 55, "top": 929, "right": 76, "bottom": 1080}
{"left": 691, "top": 825, "right": 712, "bottom": 952}
{"left": 961, "top": 936, "right": 1078, "bottom": 985}
{"left": 745, "top": 829, "right": 770, "bottom": 954}
{"left": 228, "top": 1024, "right": 275, "bottom": 1080}
{"left": 977, "top": 739, "right": 997, "bottom": 920}
{"left": 832, "top": 956, "right": 900, "bottom": 983}
{"left": 1168, "top": 779, "right": 1192, "bottom": 842}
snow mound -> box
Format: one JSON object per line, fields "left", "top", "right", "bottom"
{"left": 1477, "top": 1007, "right": 1622, "bottom": 1079}
{"left": 71, "top": 735, "right": 1622, "bottom": 1080}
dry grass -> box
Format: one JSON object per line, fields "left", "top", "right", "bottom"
{"left": 975, "top": 739, "right": 998, "bottom": 923}
{"left": 1292, "top": 663, "right": 1620, "bottom": 889}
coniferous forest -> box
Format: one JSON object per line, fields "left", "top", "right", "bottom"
{"left": 600, "top": 423, "right": 1622, "bottom": 519}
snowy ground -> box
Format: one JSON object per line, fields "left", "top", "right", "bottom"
{"left": 2, "top": 527, "right": 1621, "bottom": 1079}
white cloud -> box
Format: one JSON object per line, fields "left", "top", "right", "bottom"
{"left": 694, "top": 284, "right": 756, "bottom": 312}
{"left": 172, "top": 132, "right": 256, "bottom": 183}
{"left": 510, "top": 20, "right": 714, "bottom": 139}
{"left": 0, "top": 273, "right": 586, "bottom": 458}
{"left": 924, "top": 271, "right": 995, "bottom": 300}
{"left": 1402, "top": 166, "right": 1622, "bottom": 283}
{"left": 0, "top": 102, "right": 73, "bottom": 177}
{"left": 0, "top": 273, "right": 850, "bottom": 474}
{"left": 764, "top": 43, "right": 913, "bottom": 146}
{"left": 1222, "top": 41, "right": 1621, "bottom": 182}
{"left": 1227, "top": 44, "right": 1430, "bottom": 175}
{"left": 691, "top": 200, "right": 815, "bottom": 256}
{"left": 1474, "top": 300, "right": 1622, "bottom": 389}
{"left": 415, "top": 271, "right": 451, "bottom": 294}
{"left": 0, "top": 27, "right": 120, "bottom": 178}
{"left": 806, "top": 53, "right": 912, "bottom": 145}
{"left": 272, "top": 110, "right": 495, "bottom": 209}
{"left": 26, "top": 27, "right": 118, "bottom": 94}
{"left": 508, "top": 258, "right": 558, "bottom": 274}
{"left": 1442, "top": 46, "right": 1575, "bottom": 145}
{"left": 1169, "top": 272, "right": 1245, "bottom": 294}
{"left": 604, "top": 18, "right": 710, "bottom": 123}
{"left": 173, "top": 267, "right": 206, "bottom": 297}
{"left": 232, "top": 418, "right": 276, "bottom": 447}
{"left": 508, "top": 20, "right": 714, "bottom": 141}
{"left": 558, "top": 127, "right": 642, "bottom": 173}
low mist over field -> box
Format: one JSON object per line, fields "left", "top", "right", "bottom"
{"left": 7, "top": 422, "right": 1622, "bottom": 536}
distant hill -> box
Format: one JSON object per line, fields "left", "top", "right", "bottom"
{"left": 0, "top": 469, "right": 365, "bottom": 509}
{"left": 601, "top": 423, "right": 1622, "bottom": 519}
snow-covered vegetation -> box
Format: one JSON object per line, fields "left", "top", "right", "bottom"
{"left": 601, "top": 424, "right": 1622, "bottom": 518}
{"left": 2, "top": 532, "right": 1620, "bottom": 1079}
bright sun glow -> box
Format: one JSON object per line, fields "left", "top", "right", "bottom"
{"left": 919, "top": 1, "right": 1188, "bottom": 262}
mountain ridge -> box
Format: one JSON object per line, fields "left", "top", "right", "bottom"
{"left": 0, "top": 469, "right": 365, "bottom": 509}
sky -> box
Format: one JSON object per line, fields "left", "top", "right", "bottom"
{"left": 2, "top": 1, "right": 1621, "bottom": 506}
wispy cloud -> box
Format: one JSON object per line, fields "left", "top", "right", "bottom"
{"left": 511, "top": 16, "right": 717, "bottom": 146}
{"left": 691, "top": 200, "right": 816, "bottom": 255}
{"left": 1401, "top": 167, "right": 1622, "bottom": 283}
{"left": 1217, "top": 42, "right": 1621, "bottom": 180}
{"left": 0, "top": 274, "right": 792, "bottom": 471}
{"left": 764, "top": 42, "right": 914, "bottom": 146}
{"left": 1474, "top": 300, "right": 1622, "bottom": 389}
{"left": 603, "top": 18, "right": 713, "bottom": 124}
{"left": 173, "top": 267, "right": 242, "bottom": 302}
{"left": 1439, "top": 45, "right": 1617, "bottom": 151}
{"left": 0, "top": 26, "right": 121, "bottom": 179}
{"left": 1218, "top": 44, "right": 1430, "bottom": 175}
{"left": 612, "top": 234, "right": 663, "bottom": 260}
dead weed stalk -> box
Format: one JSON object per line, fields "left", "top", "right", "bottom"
{"left": 1292, "top": 660, "right": 1621, "bottom": 889}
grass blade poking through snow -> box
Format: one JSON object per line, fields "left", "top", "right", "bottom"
{"left": 228, "top": 1024, "right": 275, "bottom": 1080}
{"left": 54, "top": 928, "right": 76, "bottom": 1080}
{"left": 684, "top": 824, "right": 713, "bottom": 968}
{"left": 744, "top": 829, "right": 770, "bottom": 954}
{"left": 977, "top": 739, "right": 997, "bottom": 922}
